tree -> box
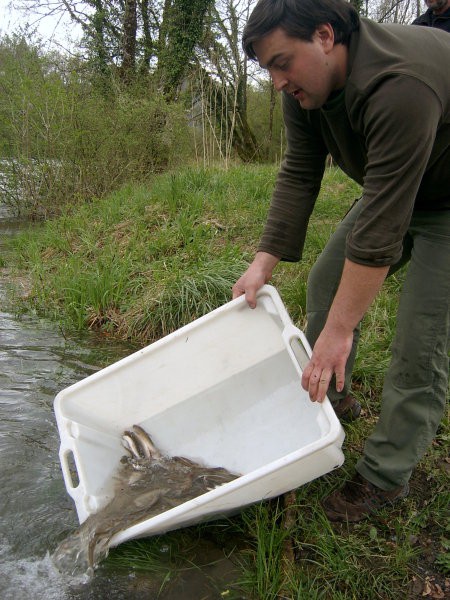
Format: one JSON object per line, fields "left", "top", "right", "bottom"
{"left": 156, "top": 0, "right": 214, "bottom": 98}
{"left": 120, "top": 0, "right": 138, "bottom": 80}
{"left": 16, "top": 0, "right": 212, "bottom": 91}
{"left": 196, "top": 0, "right": 261, "bottom": 162}
{"left": 364, "top": 0, "right": 421, "bottom": 22}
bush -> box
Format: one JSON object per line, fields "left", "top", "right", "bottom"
{"left": 0, "top": 35, "right": 193, "bottom": 218}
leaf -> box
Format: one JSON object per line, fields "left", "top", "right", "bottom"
{"left": 421, "top": 576, "right": 445, "bottom": 598}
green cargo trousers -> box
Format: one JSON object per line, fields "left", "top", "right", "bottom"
{"left": 305, "top": 201, "right": 450, "bottom": 490}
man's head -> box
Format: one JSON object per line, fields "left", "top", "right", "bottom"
{"left": 242, "top": 0, "right": 359, "bottom": 60}
{"left": 425, "top": 0, "right": 450, "bottom": 14}
{"left": 243, "top": 0, "right": 359, "bottom": 110}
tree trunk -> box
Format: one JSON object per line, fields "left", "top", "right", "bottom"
{"left": 140, "top": 0, "right": 153, "bottom": 73}
{"left": 157, "top": 0, "right": 214, "bottom": 99}
{"left": 120, "top": 0, "right": 138, "bottom": 81}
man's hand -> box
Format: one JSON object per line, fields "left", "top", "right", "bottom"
{"left": 301, "top": 324, "right": 353, "bottom": 402}
{"left": 232, "top": 252, "right": 280, "bottom": 308}
{"left": 302, "top": 259, "right": 389, "bottom": 402}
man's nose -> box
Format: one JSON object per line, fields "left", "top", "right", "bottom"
{"left": 270, "top": 71, "right": 288, "bottom": 92}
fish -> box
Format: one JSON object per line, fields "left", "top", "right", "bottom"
{"left": 121, "top": 424, "right": 163, "bottom": 465}
{"left": 52, "top": 425, "right": 239, "bottom": 576}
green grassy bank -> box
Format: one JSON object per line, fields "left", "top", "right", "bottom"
{"left": 9, "top": 165, "right": 449, "bottom": 598}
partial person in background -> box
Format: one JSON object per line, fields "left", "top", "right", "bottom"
{"left": 412, "top": 0, "right": 450, "bottom": 32}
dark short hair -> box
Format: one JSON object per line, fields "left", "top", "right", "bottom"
{"left": 243, "top": 0, "right": 360, "bottom": 59}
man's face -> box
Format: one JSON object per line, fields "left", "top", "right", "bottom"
{"left": 253, "top": 26, "right": 345, "bottom": 110}
{"left": 425, "top": 0, "right": 449, "bottom": 12}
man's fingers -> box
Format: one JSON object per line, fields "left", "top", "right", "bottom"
{"left": 316, "top": 375, "right": 330, "bottom": 403}
{"left": 314, "top": 368, "right": 332, "bottom": 402}
{"left": 302, "top": 361, "right": 334, "bottom": 402}
{"left": 301, "top": 361, "right": 313, "bottom": 391}
{"left": 232, "top": 279, "right": 259, "bottom": 308}
{"left": 335, "top": 367, "right": 345, "bottom": 393}
{"left": 302, "top": 363, "right": 323, "bottom": 400}
{"left": 231, "top": 285, "right": 257, "bottom": 309}
{"left": 245, "top": 288, "right": 257, "bottom": 309}
{"left": 231, "top": 281, "right": 244, "bottom": 300}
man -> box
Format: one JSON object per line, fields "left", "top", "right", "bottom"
{"left": 232, "top": 0, "right": 450, "bottom": 522}
{"left": 412, "top": 0, "right": 450, "bottom": 32}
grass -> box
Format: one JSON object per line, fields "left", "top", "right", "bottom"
{"left": 10, "top": 165, "right": 276, "bottom": 340}
{"left": 8, "top": 164, "right": 449, "bottom": 599}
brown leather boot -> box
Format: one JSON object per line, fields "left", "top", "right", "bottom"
{"left": 323, "top": 473, "right": 409, "bottom": 522}
{"left": 334, "top": 395, "right": 362, "bottom": 422}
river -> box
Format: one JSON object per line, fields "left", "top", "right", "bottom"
{"left": 0, "top": 205, "right": 243, "bottom": 599}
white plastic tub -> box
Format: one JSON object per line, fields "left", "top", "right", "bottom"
{"left": 54, "top": 285, "right": 344, "bottom": 546}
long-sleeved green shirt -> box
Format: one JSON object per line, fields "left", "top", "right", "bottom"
{"left": 259, "top": 17, "right": 450, "bottom": 267}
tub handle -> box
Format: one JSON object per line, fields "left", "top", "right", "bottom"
{"left": 60, "top": 447, "right": 81, "bottom": 490}
{"left": 281, "top": 323, "right": 312, "bottom": 373}
{"left": 59, "top": 439, "right": 86, "bottom": 507}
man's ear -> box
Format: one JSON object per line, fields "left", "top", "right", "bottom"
{"left": 315, "top": 23, "right": 335, "bottom": 53}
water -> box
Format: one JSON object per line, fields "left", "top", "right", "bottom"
{"left": 0, "top": 205, "right": 244, "bottom": 599}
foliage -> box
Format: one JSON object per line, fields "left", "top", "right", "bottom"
{"left": 363, "top": 0, "right": 423, "bottom": 23}
{"left": 0, "top": 34, "right": 192, "bottom": 217}
{"left": 0, "top": 29, "right": 288, "bottom": 217}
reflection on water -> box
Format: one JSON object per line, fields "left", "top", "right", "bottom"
{"left": 0, "top": 206, "right": 243, "bottom": 599}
